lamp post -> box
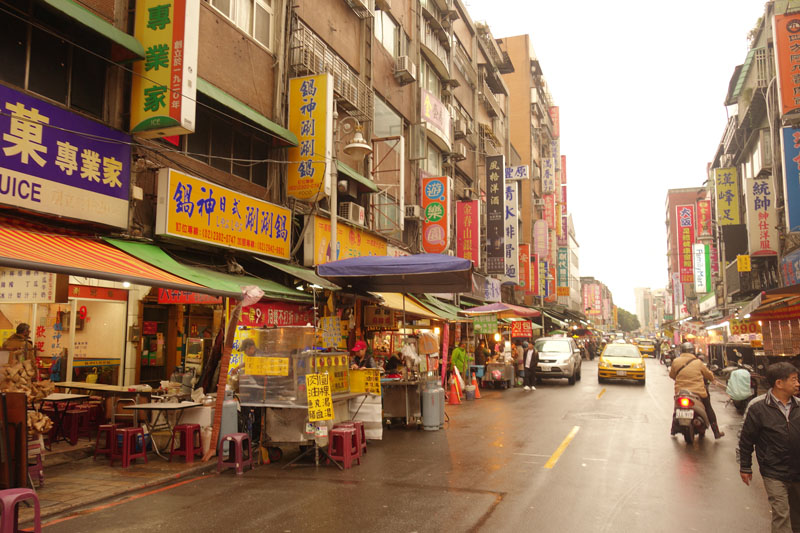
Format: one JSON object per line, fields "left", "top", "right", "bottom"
{"left": 330, "top": 111, "right": 372, "bottom": 262}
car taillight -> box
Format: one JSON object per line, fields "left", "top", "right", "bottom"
{"left": 678, "top": 397, "right": 693, "bottom": 408}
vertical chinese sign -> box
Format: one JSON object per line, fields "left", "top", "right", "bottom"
{"left": 714, "top": 168, "right": 740, "bottom": 225}
{"left": 456, "top": 200, "right": 480, "bottom": 266}
{"left": 544, "top": 193, "right": 556, "bottom": 230}
{"left": 503, "top": 182, "right": 519, "bottom": 283}
{"left": 518, "top": 244, "right": 531, "bottom": 292}
{"left": 780, "top": 127, "right": 800, "bottom": 232}
{"left": 421, "top": 176, "right": 450, "bottom": 254}
{"left": 692, "top": 243, "right": 711, "bottom": 293}
{"left": 529, "top": 252, "right": 539, "bottom": 296}
{"left": 773, "top": 13, "right": 800, "bottom": 118}
{"left": 696, "top": 199, "right": 712, "bottom": 237}
{"left": 745, "top": 177, "right": 778, "bottom": 256}
{"left": 287, "top": 74, "right": 333, "bottom": 202}
{"left": 486, "top": 155, "right": 505, "bottom": 274}
{"left": 306, "top": 373, "right": 333, "bottom": 422}
{"left": 131, "top": 0, "right": 198, "bottom": 137}
{"left": 557, "top": 247, "right": 569, "bottom": 296}
{"left": 542, "top": 158, "right": 555, "bottom": 194}
{"left": 677, "top": 204, "right": 695, "bottom": 283}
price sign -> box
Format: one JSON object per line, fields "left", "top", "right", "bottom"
{"left": 729, "top": 319, "right": 762, "bottom": 336}
{"left": 306, "top": 373, "right": 334, "bottom": 422}
{"left": 315, "top": 355, "right": 350, "bottom": 394}
{"left": 511, "top": 321, "right": 533, "bottom": 338}
{"left": 350, "top": 369, "right": 382, "bottom": 396}
{"left": 737, "top": 255, "right": 752, "bottom": 272}
{"left": 244, "top": 356, "right": 289, "bottom": 376}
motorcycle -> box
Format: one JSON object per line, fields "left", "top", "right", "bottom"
{"left": 672, "top": 389, "right": 709, "bottom": 444}
{"left": 663, "top": 345, "right": 676, "bottom": 368}
{"left": 725, "top": 363, "right": 758, "bottom": 414}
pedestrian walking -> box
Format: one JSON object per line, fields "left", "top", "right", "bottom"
{"left": 522, "top": 341, "right": 537, "bottom": 391}
{"left": 738, "top": 362, "right": 800, "bottom": 533}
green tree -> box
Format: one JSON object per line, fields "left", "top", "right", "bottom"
{"left": 617, "top": 308, "right": 640, "bottom": 332}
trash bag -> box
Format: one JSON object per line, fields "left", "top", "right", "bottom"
{"left": 726, "top": 368, "right": 753, "bottom": 401}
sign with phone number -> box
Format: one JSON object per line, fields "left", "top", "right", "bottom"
{"left": 729, "top": 319, "right": 761, "bottom": 335}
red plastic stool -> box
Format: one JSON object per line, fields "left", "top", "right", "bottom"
{"left": 0, "top": 488, "right": 40, "bottom": 533}
{"left": 64, "top": 410, "right": 83, "bottom": 445}
{"left": 94, "top": 424, "right": 117, "bottom": 460}
{"left": 217, "top": 433, "right": 253, "bottom": 475}
{"left": 73, "top": 407, "right": 92, "bottom": 441}
{"left": 27, "top": 442, "right": 44, "bottom": 488}
{"left": 327, "top": 427, "right": 360, "bottom": 469}
{"left": 169, "top": 424, "right": 202, "bottom": 463}
{"left": 336, "top": 421, "right": 367, "bottom": 456}
{"left": 111, "top": 427, "right": 147, "bottom": 468}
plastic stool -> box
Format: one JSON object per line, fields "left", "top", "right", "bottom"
{"left": 27, "top": 443, "right": 44, "bottom": 488}
{"left": 94, "top": 424, "right": 117, "bottom": 460}
{"left": 0, "top": 488, "right": 40, "bottom": 533}
{"left": 73, "top": 407, "right": 92, "bottom": 441}
{"left": 169, "top": 424, "right": 202, "bottom": 463}
{"left": 336, "top": 421, "right": 367, "bottom": 455}
{"left": 327, "top": 427, "right": 360, "bottom": 469}
{"left": 64, "top": 410, "right": 83, "bottom": 445}
{"left": 217, "top": 433, "right": 253, "bottom": 475}
{"left": 111, "top": 427, "right": 147, "bottom": 468}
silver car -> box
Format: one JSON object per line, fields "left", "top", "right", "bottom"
{"left": 534, "top": 337, "right": 582, "bottom": 385}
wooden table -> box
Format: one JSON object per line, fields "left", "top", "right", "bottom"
{"left": 122, "top": 402, "right": 201, "bottom": 459}
{"left": 41, "top": 393, "right": 90, "bottom": 444}
{"left": 55, "top": 382, "right": 153, "bottom": 425}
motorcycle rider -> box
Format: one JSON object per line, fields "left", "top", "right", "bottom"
{"left": 669, "top": 341, "right": 726, "bottom": 439}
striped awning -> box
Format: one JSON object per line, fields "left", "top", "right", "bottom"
{"left": 0, "top": 221, "right": 206, "bottom": 293}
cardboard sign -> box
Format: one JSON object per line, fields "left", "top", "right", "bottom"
{"left": 349, "top": 369, "right": 381, "bottom": 396}
{"left": 306, "top": 373, "right": 334, "bottom": 422}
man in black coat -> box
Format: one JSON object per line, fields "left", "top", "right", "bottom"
{"left": 738, "top": 362, "right": 800, "bottom": 533}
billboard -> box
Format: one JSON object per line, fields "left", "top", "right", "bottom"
{"left": 714, "top": 167, "right": 740, "bottom": 225}
{"left": 421, "top": 176, "right": 450, "bottom": 254}
{"left": 486, "top": 155, "right": 505, "bottom": 274}
{"left": 744, "top": 176, "right": 778, "bottom": 256}
{"left": 774, "top": 13, "right": 800, "bottom": 117}
{"left": 780, "top": 127, "right": 800, "bottom": 233}
{"left": 676, "top": 204, "right": 695, "bottom": 283}
{"left": 456, "top": 200, "right": 480, "bottom": 266}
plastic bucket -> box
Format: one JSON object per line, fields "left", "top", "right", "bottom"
{"left": 464, "top": 386, "right": 476, "bottom": 401}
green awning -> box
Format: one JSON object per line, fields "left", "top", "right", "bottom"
{"left": 41, "top": 0, "right": 145, "bottom": 61}
{"left": 417, "top": 295, "right": 469, "bottom": 322}
{"left": 731, "top": 49, "right": 755, "bottom": 103}
{"left": 197, "top": 78, "right": 298, "bottom": 147}
{"left": 104, "top": 238, "right": 311, "bottom": 303}
{"left": 336, "top": 161, "right": 379, "bottom": 193}
{"left": 255, "top": 258, "right": 340, "bottom": 291}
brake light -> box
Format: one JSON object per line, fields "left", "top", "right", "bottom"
{"left": 678, "top": 397, "right": 693, "bottom": 408}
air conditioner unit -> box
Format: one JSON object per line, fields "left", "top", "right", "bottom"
{"left": 345, "top": 0, "right": 374, "bottom": 18}
{"left": 339, "top": 202, "right": 365, "bottom": 226}
{"left": 454, "top": 117, "right": 465, "bottom": 138}
{"left": 463, "top": 187, "right": 474, "bottom": 199}
{"left": 453, "top": 143, "right": 468, "bottom": 161}
{"left": 532, "top": 198, "right": 545, "bottom": 207}
{"left": 405, "top": 204, "right": 422, "bottom": 219}
{"left": 754, "top": 128, "right": 773, "bottom": 177}
{"left": 465, "top": 121, "right": 475, "bottom": 135}
{"left": 394, "top": 56, "right": 417, "bottom": 85}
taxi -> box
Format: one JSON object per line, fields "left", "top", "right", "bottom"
{"left": 635, "top": 338, "right": 656, "bottom": 357}
{"left": 598, "top": 343, "right": 646, "bottom": 385}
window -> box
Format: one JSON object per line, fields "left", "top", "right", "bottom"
{"left": 209, "top": 0, "right": 274, "bottom": 51}
{"left": 374, "top": 9, "right": 398, "bottom": 57}
{"left": 374, "top": 96, "right": 402, "bottom": 137}
{"left": 419, "top": 59, "right": 442, "bottom": 98}
{"left": 423, "top": 141, "right": 441, "bottom": 176}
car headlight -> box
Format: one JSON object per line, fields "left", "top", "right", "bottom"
{"left": 599, "top": 359, "right": 610, "bottom": 368}
{"left": 631, "top": 362, "right": 644, "bottom": 369}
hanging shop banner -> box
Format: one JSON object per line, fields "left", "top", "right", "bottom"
{"left": 484, "top": 277, "right": 501, "bottom": 302}
{"left": 692, "top": 243, "right": 711, "bottom": 293}
{"left": 240, "top": 302, "right": 314, "bottom": 328}
{"left": 550, "top": 106, "right": 560, "bottom": 138}
{"left": 0, "top": 269, "right": 63, "bottom": 303}
{"left": 306, "top": 373, "right": 334, "bottom": 422}
{"left": 542, "top": 158, "right": 556, "bottom": 194}
{"left": 518, "top": 244, "right": 531, "bottom": 291}
{"left": 0, "top": 84, "right": 131, "bottom": 228}
{"left": 350, "top": 369, "right": 382, "bottom": 395}
{"left": 421, "top": 176, "right": 451, "bottom": 254}
{"left": 546, "top": 264, "right": 557, "bottom": 303}
{"left": 676, "top": 204, "right": 695, "bottom": 283}
{"left": 559, "top": 216, "right": 569, "bottom": 247}
{"left": 473, "top": 313, "right": 498, "bottom": 334}
{"left": 304, "top": 214, "right": 387, "bottom": 266}
{"left": 714, "top": 168, "right": 740, "bottom": 225}
{"left": 420, "top": 88, "right": 452, "bottom": 149}
{"left": 696, "top": 199, "right": 712, "bottom": 237}
{"left": 68, "top": 284, "right": 127, "bottom": 301}
{"left": 780, "top": 127, "right": 800, "bottom": 233}
{"left": 505, "top": 165, "right": 529, "bottom": 181}
{"left": 730, "top": 319, "right": 762, "bottom": 336}
{"left": 671, "top": 272, "right": 683, "bottom": 310}
{"left": 287, "top": 74, "right": 333, "bottom": 202}
{"left": 503, "top": 182, "right": 519, "bottom": 283}
{"left": 544, "top": 194, "right": 556, "bottom": 230}
{"left": 773, "top": 13, "right": 800, "bottom": 117}
{"left": 737, "top": 254, "right": 752, "bottom": 272}
{"left": 781, "top": 247, "right": 800, "bottom": 286}
{"left": 158, "top": 289, "right": 222, "bottom": 305}
{"left": 555, "top": 203, "right": 564, "bottom": 241}
{"left": 557, "top": 247, "right": 569, "bottom": 289}
{"left": 533, "top": 219, "right": 549, "bottom": 259}
{"left": 557, "top": 286, "right": 570, "bottom": 297}
{"left": 529, "top": 252, "right": 539, "bottom": 296}
{"left": 130, "top": 0, "right": 199, "bottom": 137}
{"left": 320, "top": 316, "right": 348, "bottom": 349}
{"left": 745, "top": 176, "right": 779, "bottom": 256}
{"left": 561, "top": 155, "right": 567, "bottom": 184}
{"left": 363, "top": 305, "right": 396, "bottom": 330}
{"left": 511, "top": 321, "right": 533, "bottom": 338}
{"left": 456, "top": 200, "right": 480, "bottom": 266}
{"left": 486, "top": 155, "right": 505, "bottom": 274}
{"left": 540, "top": 259, "right": 548, "bottom": 297}
{"left": 156, "top": 168, "right": 291, "bottom": 259}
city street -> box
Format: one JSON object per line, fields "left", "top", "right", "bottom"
{"left": 41, "top": 359, "right": 772, "bottom": 532}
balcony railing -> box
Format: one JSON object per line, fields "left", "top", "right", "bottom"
{"left": 421, "top": 20, "right": 450, "bottom": 75}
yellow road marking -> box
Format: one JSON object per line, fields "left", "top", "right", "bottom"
{"left": 544, "top": 426, "right": 580, "bottom": 469}
{"left": 597, "top": 388, "right": 606, "bottom": 399}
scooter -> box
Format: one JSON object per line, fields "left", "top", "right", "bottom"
{"left": 663, "top": 345, "right": 676, "bottom": 368}
{"left": 671, "top": 389, "right": 709, "bottom": 444}
{"left": 725, "top": 363, "right": 758, "bottom": 414}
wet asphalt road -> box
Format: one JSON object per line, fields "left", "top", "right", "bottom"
{"left": 42, "top": 359, "right": 772, "bottom": 532}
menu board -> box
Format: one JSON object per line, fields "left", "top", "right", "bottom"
{"left": 314, "top": 354, "right": 350, "bottom": 394}
{"left": 244, "top": 356, "right": 289, "bottom": 376}
{"left": 350, "top": 369, "right": 382, "bottom": 396}
{"left": 306, "top": 373, "right": 334, "bottom": 422}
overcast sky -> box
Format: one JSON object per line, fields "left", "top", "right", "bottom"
{"left": 464, "top": 0, "right": 766, "bottom": 312}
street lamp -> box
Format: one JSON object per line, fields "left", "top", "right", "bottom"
{"left": 330, "top": 112, "right": 372, "bottom": 262}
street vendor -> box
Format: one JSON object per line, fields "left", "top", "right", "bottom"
{"left": 2, "top": 323, "right": 35, "bottom": 363}
{"left": 474, "top": 340, "right": 489, "bottom": 366}
{"left": 450, "top": 340, "right": 468, "bottom": 377}
{"left": 384, "top": 351, "right": 403, "bottom": 372}
{"left": 350, "top": 340, "right": 376, "bottom": 369}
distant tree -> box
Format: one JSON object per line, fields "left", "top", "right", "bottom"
{"left": 617, "top": 308, "right": 640, "bottom": 332}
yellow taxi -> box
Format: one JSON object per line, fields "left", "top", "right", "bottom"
{"left": 634, "top": 338, "right": 656, "bottom": 357}
{"left": 598, "top": 343, "right": 646, "bottom": 385}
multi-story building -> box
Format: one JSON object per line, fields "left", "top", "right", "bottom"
{"left": 580, "top": 277, "right": 614, "bottom": 331}
{"left": 634, "top": 287, "right": 653, "bottom": 334}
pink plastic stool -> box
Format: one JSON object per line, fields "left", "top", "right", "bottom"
{"left": 0, "top": 488, "right": 40, "bottom": 533}
{"left": 336, "top": 421, "right": 367, "bottom": 455}
{"left": 217, "top": 433, "right": 253, "bottom": 475}
{"left": 169, "top": 424, "right": 202, "bottom": 463}
{"left": 111, "top": 427, "right": 147, "bottom": 468}
{"left": 327, "top": 427, "right": 360, "bottom": 469}
{"left": 94, "top": 424, "right": 117, "bottom": 460}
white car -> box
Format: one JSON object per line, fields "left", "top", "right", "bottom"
{"left": 534, "top": 337, "right": 582, "bottom": 385}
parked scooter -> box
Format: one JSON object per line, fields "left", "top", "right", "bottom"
{"left": 725, "top": 363, "right": 758, "bottom": 414}
{"left": 671, "top": 389, "right": 710, "bottom": 444}
{"left": 663, "top": 345, "right": 677, "bottom": 368}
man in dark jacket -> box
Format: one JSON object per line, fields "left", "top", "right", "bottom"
{"left": 739, "top": 362, "right": 800, "bottom": 533}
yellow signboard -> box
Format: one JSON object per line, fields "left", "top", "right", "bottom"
{"left": 244, "top": 356, "right": 289, "bottom": 376}
{"left": 737, "top": 254, "right": 752, "bottom": 272}
{"left": 314, "top": 354, "right": 350, "bottom": 394}
{"left": 730, "top": 319, "right": 761, "bottom": 336}
{"left": 287, "top": 74, "right": 333, "bottom": 202}
{"left": 130, "top": 0, "right": 198, "bottom": 137}
{"left": 556, "top": 287, "right": 570, "bottom": 296}
{"left": 156, "top": 168, "right": 291, "bottom": 259}
{"left": 349, "top": 369, "right": 382, "bottom": 396}
{"left": 307, "top": 215, "right": 388, "bottom": 265}
{"left": 306, "top": 373, "right": 334, "bottom": 422}
{"left": 714, "top": 168, "right": 740, "bottom": 226}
